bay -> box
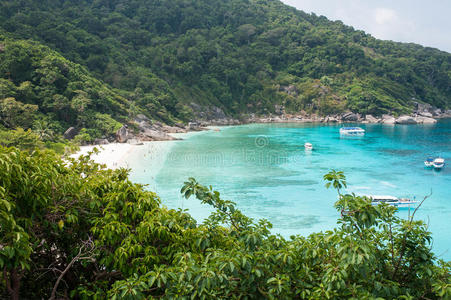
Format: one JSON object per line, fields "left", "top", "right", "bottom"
{"left": 129, "top": 119, "right": 451, "bottom": 260}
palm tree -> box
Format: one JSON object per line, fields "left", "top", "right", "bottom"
{"left": 33, "top": 120, "right": 54, "bottom": 141}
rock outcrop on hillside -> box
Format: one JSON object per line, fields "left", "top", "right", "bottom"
{"left": 365, "top": 115, "right": 379, "bottom": 123}
{"left": 63, "top": 127, "right": 77, "bottom": 140}
{"left": 395, "top": 115, "right": 417, "bottom": 124}
{"left": 132, "top": 114, "right": 183, "bottom": 141}
{"left": 116, "top": 125, "right": 129, "bottom": 143}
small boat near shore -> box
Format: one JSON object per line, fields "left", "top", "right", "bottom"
{"left": 424, "top": 157, "right": 445, "bottom": 170}
{"left": 304, "top": 142, "right": 313, "bottom": 150}
{"left": 433, "top": 157, "right": 445, "bottom": 170}
{"left": 340, "top": 127, "right": 365, "bottom": 136}
{"left": 365, "top": 195, "right": 417, "bottom": 207}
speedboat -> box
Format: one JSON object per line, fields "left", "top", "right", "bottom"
{"left": 365, "top": 195, "right": 417, "bottom": 207}
{"left": 424, "top": 157, "right": 434, "bottom": 168}
{"left": 340, "top": 127, "right": 365, "bottom": 136}
{"left": 433, "top": 158, "right": 445, "bottom": 169}
{"left": 304, "top": 142, "right": 313, "bottom": 150}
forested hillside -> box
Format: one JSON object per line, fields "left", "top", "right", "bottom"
{"left": 0, "top": 0, "right": 450, "bottom": 140}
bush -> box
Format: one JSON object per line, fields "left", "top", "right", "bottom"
{"left": 73, "top": 128, "right": 93, "bottom": 145}
{"left": 0, "top": 128, "right": 43, "bottom": 150}
{"left": 0, "top": 148, "right": 449, "bottom": 299}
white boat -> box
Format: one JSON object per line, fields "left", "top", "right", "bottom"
{"left": 433, "top": 158, "right": 445, "bottom": 169}
{"left": 340, "top": 127, "right": 365, "bottom": 136}
{"left": 304, "top": 142, "right": 313, "bottom": 150}
{"left": 424, "top": 157, "right": 434, "bottom": 168}
{"left": 365, "top": 195, "right": 417, "bottom": 207}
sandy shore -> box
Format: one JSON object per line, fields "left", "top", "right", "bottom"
{"left": 70, "top": 143, "right": 139, "bottom": 169}
{"left": 70, "top": 131, "right": 206, "bottom": 170}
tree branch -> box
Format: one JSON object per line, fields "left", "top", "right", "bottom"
{"left": 410, "top": 190, "right": 432, "bottom": 223}
{"left": 49, "top": 239, "right": 95, "bottom": 300}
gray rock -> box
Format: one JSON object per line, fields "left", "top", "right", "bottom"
{"left": 418, "top": 111, "right": 433, "bottom": 118}
{"left": 365, "top": 115, "right": 379, "bottom": 123}
{"left": 188, "top": 122, "right": 199, "bottom": 129}
{"left": 432, "top": 108, "right": 442, "bottom": 116}
{"left": 414, "top": 102, "right": 433, "bottom": 115}
{"left": 93, "top": 138, "right": 109, "bottom": 145}
{"left": 139, "top": 129, "right": 177, "bottom": 141}
{"left": 382, "top": 115, "right": 396, "bottom": 124}
{"left": 136, "top": 121, "right": 148, "bottom": 131}
{"left": 395, "top": 115, "right": 417, "bottom": 124}
{"left": 63, "top": 127, "right": 77, "bottom": 140}
{"left": 341, "top": 112, "right": 359, "bottom": 121}
{"left": 116, "top": 125, "right": 129, "bottom": 143}
{"left": 134, "top": 114, "right": 150, "bottom": 123}
{"left": 414, "top": 116, "right": 437, "bottom": 124}
{"left": 330, "top": 117, "right": 339, "bottom": 123}
{"left": 357, "top": 113, "right": 364, "bottom": 121}
{"left": 211, "top": 106, "right": 226, "bottom": 119}
{"left": 161, "top": 125, "right": 187, "bottom": 133}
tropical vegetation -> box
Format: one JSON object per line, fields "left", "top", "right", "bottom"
{"left": 0, "top": 147, "right": 449, "bottom": 299}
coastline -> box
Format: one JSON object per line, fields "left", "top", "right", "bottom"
{"left": 70, "top": 143, "right": 141, "bottom": 169}
{"left": 71, "top": 115, "right": 450, "bottom": 171}
{"left": 70, "top": 131, "right": 204, "bottom": 170}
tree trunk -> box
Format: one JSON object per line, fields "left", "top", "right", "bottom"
{"left": 4, "top": 268, "right": 21, "bottom": 300}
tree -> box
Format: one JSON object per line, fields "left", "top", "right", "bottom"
{"left": 0, "top": 97, "right": 38, "bottom": 129}
{"left": 32, "top": 119, "right": 55, "bottom": 141}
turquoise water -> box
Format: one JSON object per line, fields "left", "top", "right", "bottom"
{"left": 129, "top": 120, "right": 451, "bottom": 261}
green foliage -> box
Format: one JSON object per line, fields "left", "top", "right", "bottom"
{"left": 0, "top": 128, "right": 43, "bottom": 150}
{"left": 0, "top": 148, "right": 449, "bottom": 299}
{"left": 0, "top": 38, "right": 132, "bottom": 139}
{"left": 0, "top": 125, "right": 74, "bottom": 154}
{"left": 0, "top": 97, "right": 38, "bottom": 129}
{"left": 324, "top": 169, "right": 347, "bottom": 195}
{"left": 73, "top": 128, "right": 93, "bottom": 145}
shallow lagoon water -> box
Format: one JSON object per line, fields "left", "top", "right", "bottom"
{"left": 129, "top": 120, "right": 451, "bottom": 260}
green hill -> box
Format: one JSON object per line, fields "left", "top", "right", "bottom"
{"left": 0, "top": 0, "right": 450, "bottom": 139}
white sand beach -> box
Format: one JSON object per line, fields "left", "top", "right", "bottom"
{"left": 70, "top": 130, "right": 206, "bottom": 170}
{"left": 70, "top": 143, "right": 138, "bottom": 169}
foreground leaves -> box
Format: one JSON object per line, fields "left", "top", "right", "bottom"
{"left": 0, "top": 148, "right": 449, "bottom": 299}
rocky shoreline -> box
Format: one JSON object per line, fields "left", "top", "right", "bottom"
{"left": 189, "top": 101, "right": 451, "bottom": 127}
{"left": 72, "top": 102, "right": 450, "bottom": 145}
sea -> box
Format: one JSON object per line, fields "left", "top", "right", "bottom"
{"left": 129, "top": 119, "right": 451, "bottom": 261}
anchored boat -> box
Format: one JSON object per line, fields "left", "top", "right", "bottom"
{"left": 340, "top": 127, "right": 365, "bottom": 136}
{"left": 366, "top": 195, "right": 417, "bottom": 207}
{"left": 432, "top": 157, "right": 445, "bottom": 170}
{"left": 304, "top": 142, "right": 313, "bottom": 150}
